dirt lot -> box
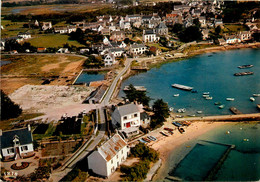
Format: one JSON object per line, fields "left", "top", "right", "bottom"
{"left": 9, "top": 85, "right": 95, "bottom": 114}
{"left": 0, "top": 54, "right": 85, "bottom": 94}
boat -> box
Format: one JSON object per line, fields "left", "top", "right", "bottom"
{"left": 164, "top": 127, "right": 174, "bottom": 132}
{"left": 139, "top": 139, "right": 147, "bottom": 144}
{"left": 191, "top": 90, "right": 198, "bottom": 93}
{"left": 172, "top": 84, "right": 193, "bottom": 91}
{"left": 173, "top": 94, "right": 179, "bottom": 97}
{"left": 214, "top": 102, "right": 221, "bottom": 105}
{"left": 238, "top": 64, "right": 253, "bottom": 69}
{"left": 148, "top": 136, "right": 157, "bottom": 141}
{"left": 160, "top": 131, "right": 169, "bottom": 137}
{"left": 203, "top": 92, "right": 210, "bottom": 95}
{"left": 208, "top": 55, "right": 213, "bottom": 57}
{"left": 142, "top": 137, "right": 151, "bottom": 143}
{"left": 168, "top": 130, "right": 174, "bottom": 135}
{"left": 253, "top": 94, "right": 260, "bottom": 97}
{"left": 230, "top": 107, "right": 242, "bottom": 114}
{"left": 226, "top": 131, "right": 230, "bottom": 134}
{"left": 172, "top": 121, "right": 182, "bottom": 127}
{"left": 205, "top": 96, "right": 213, "bottom": 100}
{"left": 202, "top": 94, "right": 210, "bottom": 98}
{"left": 178, "top": 127, "right": 185, "bottom": 134}
{"left": 226, "top": 98, "right": 235, "bottom": 101}
{"left": 257, "top": 104, "right": 260, "bottom": 110}
{"left": 234, "top": 72, "right": 254, "bottom": 76}
{"left": 169, "top": 107, "right": 174, "bottom": 112}
{"left": 188, "top": 114, "right": 196, "bottom": 117}
{"left": 197, "top": 111, "right": 203, "bottom": 114}
{"left": 219, "top": 104, "right": 225, "bottom": 109}
{"left": 250, "top": 97, "right": 255, "bottom": 102}
{"left": 182, "top": 121, "right": 191, "bottom": 126}
{"left": 177, "top": 108, "right": 186, "bottom": 113}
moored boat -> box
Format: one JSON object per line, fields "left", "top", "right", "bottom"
{"left": 238, "top": 64, "right": 253, "bottom": 69}
{"left": 253, "top": 94, "right": 260, "bottom": 97}
{"left": 172, "top": 121, "right": 182, "bottom": 127}
{"left": 214, "top": 102, "right": 221, "bottom": 105}
{"left": 219, "top": 104, "right": 225, "bottom": 109}
{"left": 197, "top": 111, "right": 203, "bottom": 114}
{"left": 226, "top": 98, "right": 235, "bottom": 101}
{"left": 172, "top": 84, "right": 193, "bottom": 91}
{"left": 257, "top": 104, "right": 260, "bottom": 110}
{"left": 173, "top": 94, "right": 179, "bottom": 97}
{"left": 234, "top": 72, "right": 254, "bottom": 76}
{"left": 250, "top": 97, "right": 255, "bottom": 102}
{"left": 205, "top": 96, "right": 213, "bottom": 100}
{"left": 178, "top": 127, "right": 185, "bottom": 134}
{"left": 160, "top": 131, "right": 169, "bottom": 137}
{"left": 202, "top": 94, "right": 210, "bottom": 98}
{"left": 203, "top": 92, "right": 210, "bottom": 95}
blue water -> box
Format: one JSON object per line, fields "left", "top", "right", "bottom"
{"left": 119, "top": 49, "right": 260, "bottom": 115}
{"left": 161, "top": 122, "right": 260, "bottom": 181}
{"left": 75, "top": 71, "right": 105, "bottom": 84}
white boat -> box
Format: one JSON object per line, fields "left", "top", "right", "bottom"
{"left": 173, "top": 94, "right": 179, "bottom": 97}
{"left": 203, "top": 92, "right": 210, "bottom": 95}
{"left": 197, "top": 111, "right": 203, "bottom": 114}
{"left": 253, "top": 94, "right": 260, "bottom": 97}
{"left": 250, "top": 97, "right": 255, "bottom": 102}
{"left": 169, "top": 107, "right": 174, "bottom": 112}
{"left": 219, "top": 104, "right": 225, "bottom": 109}
{"left": 177, "top": 108, "right": 186, "bottom": 113}
{"left": 226, "top": 98, "right": 235, "bottom": 101}
{"left": 202, "top": 94, "right": 210, "bottom": 98}
{"left": 205, "top": 96, "right": 213, "bottom": 100}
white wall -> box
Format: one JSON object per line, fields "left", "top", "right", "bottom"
{"left": 19, "top": 143, "right": 34, "bottom": 154}
{"left": 88, "top": 150, "right": 108, "bottom": 177}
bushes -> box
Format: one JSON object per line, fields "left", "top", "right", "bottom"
{"left": 121, "top": 143, "right": 159, "bottom": 181}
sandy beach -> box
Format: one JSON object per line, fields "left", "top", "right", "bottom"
{"left": 148, "top": 119, "right": 229, "bottom": 180}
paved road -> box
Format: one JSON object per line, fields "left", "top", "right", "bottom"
{"left": 101, "top": 57, "right": 133, "bottom": 106}
{"left": 174, "top": 113, "right": 260, "bottom": 122}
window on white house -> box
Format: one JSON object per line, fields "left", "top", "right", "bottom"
{"left": 22, "top": 146, "right": 28, "bottom": 151}
{"left": 111, "top": 159, "right": 113, "bottom": 164}
{"left": 134, "top": 113, "right": 138, "bottom": 117}
{"left": 7, "top": 148, "right": 14, "bottom": 154}
{"left": 123, "top": 116, "right": 127, "bottom": 120}
{"left": 121, "top": 150, "right": 123, "bottom": 154}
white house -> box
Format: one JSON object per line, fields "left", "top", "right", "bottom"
{"left": 225, "top": 35, "right": 241, "bottom": 44}
{"left": 42, "top": 22, "right": 52, "bottom": 30}
{"left": 103, "top": 36, "right": 111, "bottom": 46}
{"left": 104, "top": 53, "right": 116, "bottom": 66}
{"left": 155, "top": 22, "right": 168, "bottom": 36}
{"left": 118, "top": 41, "right": 127, "bottom": 48}
{"left": 199, "top": 16, "right": 206, "bottom": 27}
{"left": 109, "top": 48, "right": 124, "bottom": 57}
{"left": 143, "top": 29, "right": 160, "bottom": 43}
{"left": 17, "top": 32, "right": 31, "bottom": 39}
{"left": 111, "top": 103, "right": 141, "bottom": 137}
{"left": 88, "top": 134, "right": 129, "bottom": 177}
{"left": 238, "top": 31, "right": 252, "bottom": 42}
{"left": 57, "top": 48, "right": 69, "bottom": 54}
{"left": 130, "top": 44, "right": 146, "bottom": 55}
{"left": 0, "top": 125, "right": 34, "bottom": 161}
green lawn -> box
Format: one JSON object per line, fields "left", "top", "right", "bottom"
{"left": 223, "top": 24, "right": 248, "bottom": 34}
{"left": 28, "top": 34, "right": 85, "bottom": 48}
{"left": 146, "top": 43, "right": 170, "bottom": 51}
{"left": 1, "top": 19, "right": 31, "bottom": 38}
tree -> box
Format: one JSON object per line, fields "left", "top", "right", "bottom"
{"left": 123, "top": 84, "right": 151, "bottom": 106}
{"left": 215, "top": 25, "right": 222, "bottom": 35}
{"left": 152, "top": 99, "right": 169, "bottom": 127}
{"left": 172, "top": 23, "right": 184, "bottom": 34}
{"left": 179, "top": 26, "right": 202, "bottom": 42}
{"left": 193, "top": 18, "right": 201, "bottom": 28}
{"left": 1, "top": 90, "right": 22, "bottom": 120}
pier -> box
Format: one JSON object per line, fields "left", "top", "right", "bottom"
{"left": 174, "top": 113, "right": 260, "bottom": 122}
{"left": 131, "top": 66, "right": 149, "bottom": 71}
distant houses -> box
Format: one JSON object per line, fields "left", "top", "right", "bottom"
{"left": 0, "top": 125, "right": 34, "bottom": 161}
{"left": 143, "top": 30, "right": 160, "bottom": 43}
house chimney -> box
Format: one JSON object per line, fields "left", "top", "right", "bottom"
{"left": 28, "top": 124, "right": 31, "bottom": 131}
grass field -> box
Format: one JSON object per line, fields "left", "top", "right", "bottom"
{"left": 147, "top": 43, "right": 170, "bottom": 51}
{"left": 223, "top": 24, "right": 248, "bottom": 34}
{"left": 1, "top": 19, "right": 32, "bottom": 38}
{"left": 27, "top": 34, "right": 85, "bottom": 48}
{"left": 1, "top": 54, "right": 84, "bottom": 76}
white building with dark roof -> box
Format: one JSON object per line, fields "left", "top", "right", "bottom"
{"left": 155, "top": 22, "right": 168, "bottom": 35}
{"left": 130, "top": 43, "right": 146, "bottom": 55}
{"left": 0, "top": 126, "right": 34, "bottom": 161}
{"left": 143, "top": 29, "right": 160, "bottom": 43}
{"left": 87, "top": 134, "right": 129, "bottom": 177}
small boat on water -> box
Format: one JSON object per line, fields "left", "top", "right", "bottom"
{"left": 172, "top": 84, "right": 193, "bottom": 91}
{"left": 188, "top": 114, "right": 196, "bottom": 117}
{"left": 197, "top": 111, "right": 203, "bottom": 114}
{"left": 226, "top": 98, "right": 235, "bottom": 101}
{"left": 173, "top": 94, "right": 179, "bottom": 97}
{"left": 205, "top": 96, "right": 213, "bottom": 100}
{"left": 253, "top": 94, "right": 260, "bottom": 97}
{"left": 214, "top": 102, "right": 222, "bottom": 105}
{"left": 191, "top": 90, "right": 198, "bottom": 93}
{"left": 202, "top": 94, "right": 210, "bottom": 98}
{"left": 177, "top": 108, "right": 186, "bottom": 113}
{"left": 257, "top": 104, "right": 260, "bottom": 110}
{"left": 250, "top": 97, "right": 255, "bottom": 102}
{"left": 219, "top": 104, "right": 225, "bottom": 109}
{"left": 238, "top": 64, "right": 253, "bottom": 69}
{"left": 203, "top": 92, "right": 210, "bottom": 95}
{"left": 234, "top": 72, "right": 254, "bottom": 76}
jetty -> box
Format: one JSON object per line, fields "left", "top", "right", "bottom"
{"left": 131, "top": 66, "right": 149, "bottom": 71}
{"left": 172, "top": 84, "right": 193, "bottom": 91}
{"left": 123, "top": 86, "right": 147, "bottom": 91}
{"left": 229, "top": 107, "right": 242, "bottom": 115}
{"left": 234, "top": 71, "right": 254, "bottom": 76}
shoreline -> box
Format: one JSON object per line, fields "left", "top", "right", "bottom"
{"left": 148, "top": 121, "right": 229, "bottom": 180}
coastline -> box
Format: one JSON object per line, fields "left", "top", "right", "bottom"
{"left": 148, "top": 121, "right": 229, "bottom": 181}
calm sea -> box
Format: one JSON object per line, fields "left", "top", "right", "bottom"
{"left": 75, "top": 71, "right": 105, "bottom": 84}
{"left": 119, "top": 48, "right": 260, "bottom": 116}
{"left": 158, "top": 122, "right": 260, "bottom": 181}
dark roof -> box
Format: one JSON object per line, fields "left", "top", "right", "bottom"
{"left": 115, "top": 103, "right": 140, "bottom": 116}
{"left": 156, "top": 22, "right": 168, "bottom": 29}
{"left": 145, "top": 30, "right": 155, "bottom": 35}
{"left": 0, "top": 127, "right": 33, "bottom": 149}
